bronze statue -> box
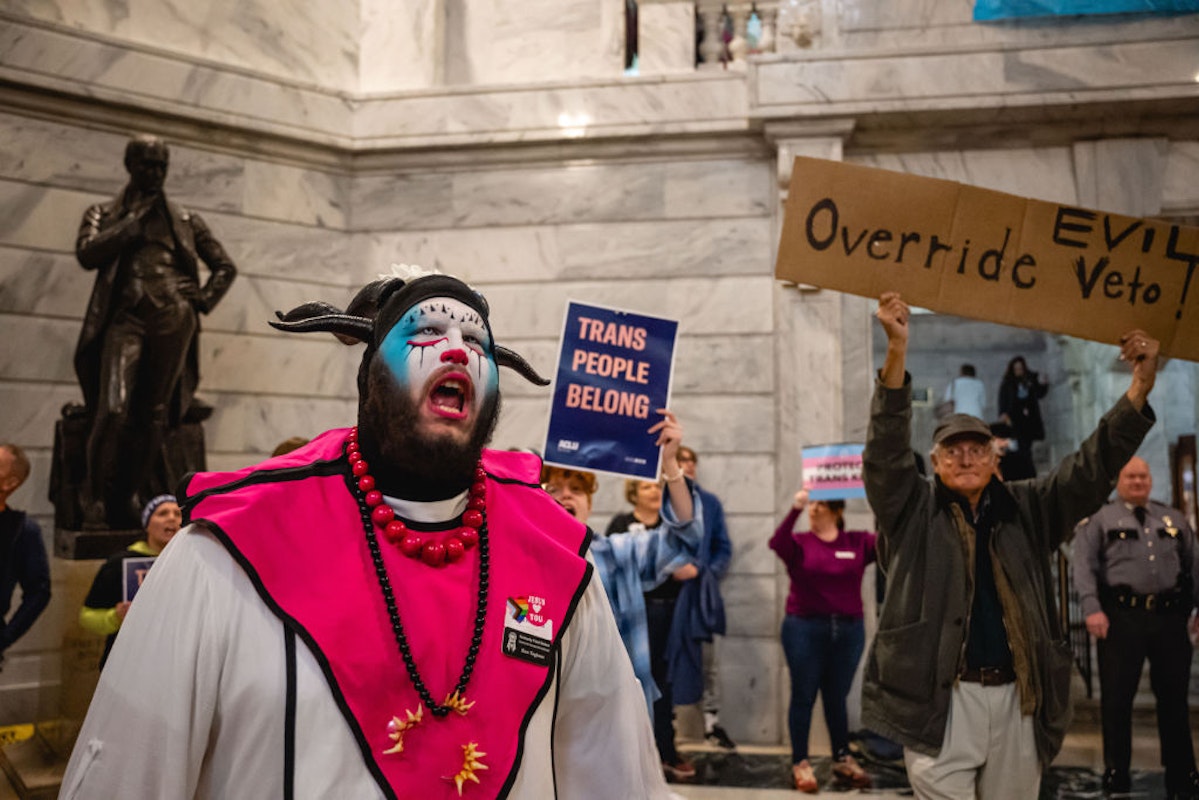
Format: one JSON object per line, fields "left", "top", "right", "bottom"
{"left": 69, "top": 135, "right": 236, "bottom": 530}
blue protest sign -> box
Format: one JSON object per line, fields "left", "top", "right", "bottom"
{"left": 543, "top": 302, "right": 678, "bottom": 481}
{"left": 122, "top": 556, "right": 157, "bottom": 603}
{"left": 802, "top": 443, "right": 866, "bottom": 500}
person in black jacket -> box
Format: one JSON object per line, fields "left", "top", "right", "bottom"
{"left": 0, "top": 443, "right": 51, "bottom": 670}
{"left": 997, "top": 355, "right": 1049, "bottom": 480}
{"left": 866, "top": 292, "right": 1158, "bottom": 800}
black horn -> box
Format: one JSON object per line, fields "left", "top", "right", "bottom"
{"left": 496, "top": 345, "right": 551, "bottom": 386}
{"left": 269, "top": 302, "right": 373, "bottom": 345}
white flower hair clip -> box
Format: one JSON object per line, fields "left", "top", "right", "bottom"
{"left": 381, "top": 262, "right": 442, "bottom": 282}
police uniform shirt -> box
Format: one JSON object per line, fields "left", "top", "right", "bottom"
{"left": 1072, "top": 499, "right": 1199, "bottom": 618}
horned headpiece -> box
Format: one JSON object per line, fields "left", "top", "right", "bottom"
{"left": 269, "top": 264, "right": 549, "bottom": 386}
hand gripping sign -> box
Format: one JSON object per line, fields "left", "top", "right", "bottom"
{"left": 543, "top": 301, "right": 678, "bottom": 481}
{"left": 122, "top": 556, "right": 157, "bottom": 603}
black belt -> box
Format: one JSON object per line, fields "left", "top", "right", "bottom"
{"left": 959, "top": 665, "right": 1016, "bottom": 686}
{"left": 1104, "top": 586, "right": 1189, "bottom": 613}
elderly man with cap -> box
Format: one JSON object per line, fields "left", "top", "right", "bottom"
{"left": 63, "top": 266, "right": 676, "bottom": 799}
{"left": 862, "top": 291, "right": 1160, "bottom": 800}
{"left": 1073, "top": 456, "right": 1199, "bottom": 799}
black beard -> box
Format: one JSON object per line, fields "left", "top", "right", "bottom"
{"left": 356, "top": 359, "right": 500, "bottom": 501}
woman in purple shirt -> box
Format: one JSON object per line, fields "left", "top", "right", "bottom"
{"left": 770, "top": 489, "right": 877, "bottom": 793}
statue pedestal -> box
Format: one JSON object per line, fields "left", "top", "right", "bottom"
{"left": 50, "top": 404, "right": 207, "bottom": 535}
{"left": 0, "top": 731, "right": 63, "bottom": 800}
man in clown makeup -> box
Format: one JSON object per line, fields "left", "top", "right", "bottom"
{"left": 63, "top": 267, "right": 679, "bottom": 799}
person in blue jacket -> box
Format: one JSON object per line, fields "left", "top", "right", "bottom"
{"left": 541, "top": 410, "right": 703, "bottom": 783}
{"left": 675, "top": 445, "right": 735, "bottom": 749}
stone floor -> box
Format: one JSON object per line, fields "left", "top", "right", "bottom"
{"left": 668, "top": 750, "right": 1175, "bottom": 799}
{"left": 0, "top": 720, "right": 1184, "bottom": 799}
{"left": 664, "top": 719, "right": 1179, "bottom": 800}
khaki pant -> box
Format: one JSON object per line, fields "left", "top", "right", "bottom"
{"left": 904, "top": 682, "right": 1040, "bottom": 800}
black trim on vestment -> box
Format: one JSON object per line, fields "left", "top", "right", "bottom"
{"left": 192, "top": 515, "right": 400, "bottom": 800}
{"left": 485, "top": 472, "right": 541, "bottom": 489}
{"left": 495, "top": 554, "right": 594, "bottom": 798}
{"left": 284, "top": 626, "right": 297, "bottom": 800}
{"left": 179, "top": 458, "right": 346, "bottom": 519}
{"left": 550, "top": 647, "right": 562, "bottom": 798}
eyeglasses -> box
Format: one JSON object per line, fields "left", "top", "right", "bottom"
{"left": 940, "top": 443, "right": 993, "bottom": 461}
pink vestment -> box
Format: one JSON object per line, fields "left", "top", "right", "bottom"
{"left": 183, "top": 429, "right": 591, "bottom": 799}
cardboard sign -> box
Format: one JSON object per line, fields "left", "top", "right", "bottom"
{"left": 776, "top": 157, "right": 1199, "bottom": 362}
{"left": 122, "top": 556, "right": 156, "bottom": 603}
{"left": 543, "top": 301, "right": 678, "bottom": 481}
{"left": 802, "top": 444, "right": 865, "bottom": 501}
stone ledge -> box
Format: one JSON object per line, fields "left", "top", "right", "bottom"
{"left": 5, "top": 14, "right": 1197, "bottom": 167}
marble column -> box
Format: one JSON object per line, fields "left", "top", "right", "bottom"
{"left": 359, "top": 0, "right": 445, "bottom": 91}
{"left": 639, "top": 0, "right": 697, "bottom": 75}
{"left": 697, "top": 5, "right": 724, "bottom": 69}
{"left": 766, "top": 119, "right": 873, "bottom": 743}
{"left": 768, "top": 119, "right": 862, "bottom": 504}
{"left": 727, "top": 5, "right": 749, "bottom": 69}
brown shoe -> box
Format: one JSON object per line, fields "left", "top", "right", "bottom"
{"left": 792, "top": 759, "right": 818, "bottom": 793}
{"left": 832, "top": 754, "right": 872, "bottom": 789}
{"left": 663, "top": 757, "right": 696, "bottom": 783}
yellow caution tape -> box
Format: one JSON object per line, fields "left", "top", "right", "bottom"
{"left": 0, "top": 723, "right": 34, "bottom": 746}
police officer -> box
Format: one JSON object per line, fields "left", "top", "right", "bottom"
{"left": 1074, "top": 456, "right": 1199, "bottom": 799}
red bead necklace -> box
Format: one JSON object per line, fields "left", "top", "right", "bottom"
{"left": 345, "top": 427, "right": 490, "bottom": 723}
{"left": 345, "top": 426, "right": 485, "bottom": 567}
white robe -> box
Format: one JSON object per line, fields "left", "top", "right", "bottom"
{"left": 61, "top": 520, "right": 673, "bottom": 799}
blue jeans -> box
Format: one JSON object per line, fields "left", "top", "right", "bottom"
{"left": 780, "top": 614, "right": 865, "bottom": 764}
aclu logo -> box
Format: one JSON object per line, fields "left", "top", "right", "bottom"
{"left": 557, "top": 439, "right": 580, "bottom": 452}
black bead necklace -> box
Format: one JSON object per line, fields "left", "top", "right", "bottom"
{"left": 346, "top": 434, "right": 489, "bottom": 719}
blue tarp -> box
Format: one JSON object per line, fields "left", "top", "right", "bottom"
{"left": 974, "top": 0, "right": 1199, "bottom": 20}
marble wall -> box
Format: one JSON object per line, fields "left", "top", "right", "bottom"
{"left": 444, "top": 0, "right": 625, "bottom": 86}
{"left": 0, "top": 0, "right": 359, "bottom": 91}
{"left": 1, "top": 0, "right": 1198, "bottom": 754}
{"left": 359, "top": 0, "right": 444, "bottom": 91}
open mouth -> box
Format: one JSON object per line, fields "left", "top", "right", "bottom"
{"left": 427, "top": 373, "right": 472, "bottom": 419}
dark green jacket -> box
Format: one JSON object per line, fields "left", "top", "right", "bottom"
{"left": 861, "top": 376, "right": 1153, "bottom": 766}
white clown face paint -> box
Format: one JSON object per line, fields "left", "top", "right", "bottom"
{"left": 378, "top": 297, "right": 498, "bottom": 441}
